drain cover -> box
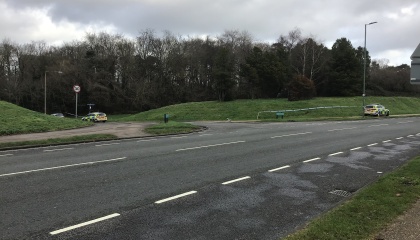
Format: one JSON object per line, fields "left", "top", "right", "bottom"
{"left": 329, "top": 189, "right": 352, "bottom": 197}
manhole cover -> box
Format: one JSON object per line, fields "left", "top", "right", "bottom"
{"left": 329, "top": 189, "right": 352, "bottom": 197}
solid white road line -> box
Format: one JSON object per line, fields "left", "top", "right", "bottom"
{"left": 95, "top": 143, "right": 120, "bottom": 147}
{"left": 397, "top": 121, "right": 414, "bottom": 124}
{"left": 222, "top": 176, "right": 251, "bottom": 185}
{"left": 328, "top": 127, "right": 356, "bottom": 132}
{"left": 0, "top": 157, "right": 127, "bottom": 177}
{"left": 176, "top": 141, "right": 245, "bottom": 152}
{"left": 303, "top": 157, "right": 321, "bottom": 163}
{"left": 268, "top": 165, "right": 291, "bottom": 172}
{"left": 171, "top": 136, "right": 187, "bottom": 139}
{"left": 50, "top": 213, "right": 120, "bottom": 235}
{"left": 329, "top": 152, "right": 343, "bottom": 156}
{"left": 368, "top": 124, "right": 389, "bottom": 127}
{"left": 271, "top": 132, "right": 312, "bottom": 139}
{"left": 350, "top": 147, "right": 362, "bottom": 151}
{"left": 155, "top": 191, "right": 197, "bottom": 204}
{"left": 0, "top": 153, "right": 13, "bottom": 157}
{"left": 137, "top": 139, "right": 157, "bottom": 142}
{"left": 368, "top": 143, "right": 378, "bottom": 147}
{"left": 43, "top": 148, "right": 74, "bottom": 152}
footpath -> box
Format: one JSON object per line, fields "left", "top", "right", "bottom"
{"left": 0, "top": 122, "right": 419, "bottom": 239}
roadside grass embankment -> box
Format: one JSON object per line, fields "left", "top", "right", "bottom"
{"left": 284, "top": 156, "right": 420, "bottom": 240}
{"left": 121, "top": 96, "right": 420, "bottom": 122}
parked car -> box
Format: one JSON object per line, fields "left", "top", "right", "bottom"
{"left": 81, "top": 112, "right": 107, "bottom": 122}
{"left": 51, "top": 113, "right": 64, "bottom": 117}
{"left": 364, "top": 104, "right": 390, "bottom": 116}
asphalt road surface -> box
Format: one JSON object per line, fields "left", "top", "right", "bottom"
{"left": 1, "top": 118, "right": 420, "bottom": 239}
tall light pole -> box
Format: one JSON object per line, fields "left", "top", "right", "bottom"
{"left": 44, "top": 70, "right": 63, "bottom": 114}
{"left": 363, "top": 21, "right": 377, "bottom": 111}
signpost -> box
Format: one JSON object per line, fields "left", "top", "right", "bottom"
{"left": 73, "top": 85, "right": 81, "bottom": 118}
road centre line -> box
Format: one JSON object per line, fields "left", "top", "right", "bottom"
{"left": 271, "top": 132, "right": 312, "bottom": 139}
{"left": 171, "top": 136, "right": 187, "bottom": 139}
{"left": 176, "top": 141, "right": 246, "bottom": 152}
{"left": 0, "top": 157, "right": 127, "bottom": 177}
{"left": 95, "top": 143, "right": 120, "bottom": 147}
{"left": 50, "top": 213, "right": 120, "bottom": 235}
{"left": 383, "top": 140, "right": 391, "bottom": 143}
{"left": 397, "top": 121, "right": 414, "bottom": 124}
{"left": 329, "top": 152, "right": 343, "bottom": 156}
{"left": 43, "top": 148, "right": 74, "bottom": 152}
{"left": 368, "top": 143, "right": 378, "bottom": 147}
{"left": 0, "top": 153, "right": 13, "bottom": 157}
{"left": 328, "top": 127, "right": 356, "bottom": 132}
{"left": 396, "top": 137, "right": 404, "bottom": 140}
{"left": 268, "top": 165, "right": 291, "bottom": 172}
{"left": 368, "top": 124, "right": 389, "bottom": 127}
{"left": 407, "top": 135, "right": 415, "bottom": 137}
{"left": 350, "top": 147, "right": 362, "bottom": 151}
{"left": 222, "top": 176, "right": 251, "bottom": 185}
{"left": 138, "top": 139, "right": 157, "bottom": 142}
{"left": 303, "top": 157, "right": 321, "bottom": 163}
{"left": 155, "top": 191, "right": 197, "bottom": 204}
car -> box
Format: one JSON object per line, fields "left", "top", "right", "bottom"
{"left": 51, "top": 113, "right": 64, "bottom": 117}
{"left": 81, "top": 112, "right": 107, "bottom": 122}
{"left": 364, "top": 104, "right": 390, "bottom": 116}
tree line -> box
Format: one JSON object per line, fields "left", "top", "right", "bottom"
{"left": 0, "top": 28, "right": 417, "bottom": 115}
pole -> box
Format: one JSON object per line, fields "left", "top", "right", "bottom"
{"left": 362, "top": 21, "right": 377, "bottom": 116}
{"left": 44, "top": 71, "right": 47, "bottom": 114}
{"left": 363, "top": 24, "right": 367, "bottom": 113}
{"left": 75, "top": 92, "right": 78, "bottom": 118}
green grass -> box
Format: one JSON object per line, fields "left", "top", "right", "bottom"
{"left": 0, "top": 101, "right": 92, "bottom": 136}
{"left": 0, "top": 134, "right": 117, "bottom": 149}
{"left": 284, "top": 156, "right": 420, "bottom": 240}
{"left": 121, "top": 96, "right": 420, "bottom": 122}
{"left": 144, "top": 121, "right": 202, "bottom": 135}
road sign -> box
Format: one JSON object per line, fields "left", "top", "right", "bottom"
{"left": 73, "top": 85, "right": 81, "bottom": 93}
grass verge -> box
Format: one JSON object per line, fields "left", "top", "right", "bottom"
{"left": 0, "top": 134, "right": 117, "bottom": 150}
{"left": 144, "top": 121, "right": 202, "bottom": 135}
{"left": 284, "top": 156, "right": 420, "bottom": 240}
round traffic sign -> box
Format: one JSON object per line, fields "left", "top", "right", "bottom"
{"left": 73, "top": 85, "right": 81, "bottom": 93}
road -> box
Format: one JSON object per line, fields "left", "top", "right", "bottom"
{"left": 1, "top": 118, "right": 420, "bottom": 239}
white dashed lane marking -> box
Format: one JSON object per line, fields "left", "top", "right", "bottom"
{"left": 50, "top": 213, "right": 120, "bottom": 235}
{"left": 155, "top": 191, "right": 197, "bottom": 204}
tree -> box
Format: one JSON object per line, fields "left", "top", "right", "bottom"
{"left": 327, "top": 38, "right": 362, "bottom": 96}
{"left": 287, "top": 74, "right": 316, "bottom": 101}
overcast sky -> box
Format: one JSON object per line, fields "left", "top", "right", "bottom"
{"left": 1, "top": 0, "right": 419, "bottom": 66}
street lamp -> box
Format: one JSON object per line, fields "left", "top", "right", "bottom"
{"left": 363, "top": 21, "right": 377, "bottom": 113}
{"left": 44, "top": 70, "right": 63, "bottom": 114}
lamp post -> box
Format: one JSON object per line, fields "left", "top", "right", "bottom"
{"left": 44, "top": 70, "right": 63, "bottom": 114}
{"left": 363, "top": 21, "right": 377, "bottom": 112}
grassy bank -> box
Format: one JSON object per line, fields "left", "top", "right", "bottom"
{"left": 121, "top": 96, "right": 420, "bottom": 122}
{"left": 285, "top": 156, "right": 420, "bottom": 240}
{"left": 0, "top": 101, "right": 92, "bottom": 136}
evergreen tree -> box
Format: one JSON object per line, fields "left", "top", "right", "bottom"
{"left": 327, "top": 38, "right": 362, "bottom": 96}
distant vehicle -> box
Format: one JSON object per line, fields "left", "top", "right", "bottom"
{"left": 81, "top": 112, "right": 107, "bottom": 122}
{"left": 364, "top": 104, "right": 390, "bottom": 116}
{"left": 51, "top": 113, "right": 64, "bottom": 118}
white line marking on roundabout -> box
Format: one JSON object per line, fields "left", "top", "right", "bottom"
{"left": 268, "top": 165, "right": 291, "bottom": 172}
{"left": 303, "top": 157, "right": 321, "bottom": 163}
{"left": 0, "top": 157, "right": 127, "bottom": 177}
{"left": 155, "top": 191, "right": 197, "bottom": 204}
{"left": 50, "top": 213, "right": 120, "bottom": 235}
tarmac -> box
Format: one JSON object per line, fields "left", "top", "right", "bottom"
{"left": 0, "top": 122, "right": 419, "bottom": 239}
